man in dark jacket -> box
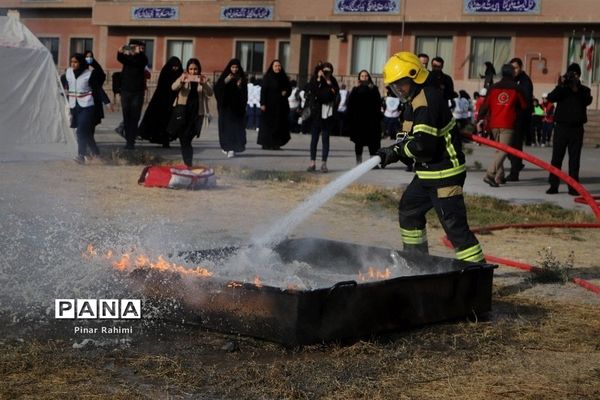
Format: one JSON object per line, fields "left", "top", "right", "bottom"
{"left": 545, "top": 63, "right": 593, "bottom": 195}
{"left": 431, "top": 56, "right": 455, "bottom": 105}
{"left": 117, "top": 39, "right": 148, "bottom": 149}
{"left": 377, "top": 52, "right": 484, "bottom": 263}
{"left": 506, "top": 57, "right": 534, "bottom": 181}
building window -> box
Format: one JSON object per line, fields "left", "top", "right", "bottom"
{"left": 236, "top": 41, "right": 265, "bottom": 75}
{"left": 415, "top": 36, "right": 453, "bottom": 74}
{"left": 469, "top": 37, "right": 511, "bottom": 79}
{"left": 278, "top": 41, "right": 290, "bottom": 71}
{"left": 130, "top": 38, "right": 154, "bottom": 68}
{"left": 69, "top": 37, "right": 93, "bottom": 57}
{"left": 39, "top": 37, "right": 59, "bottom": 64}
{"left": 167, "top": 40, "right": 193, "bottom": 65}
{"left": 351, "top": 36, "right": 388, "bottom": 75}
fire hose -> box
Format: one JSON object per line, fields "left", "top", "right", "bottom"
{"left": 441, "top": 132, "right": 600, "bottom": 296}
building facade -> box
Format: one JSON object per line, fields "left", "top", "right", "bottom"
{"left": 3, "top": 0, "right": 600, "bottom": 107}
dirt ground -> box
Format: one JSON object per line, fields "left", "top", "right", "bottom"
{"left": 1, "top": 160, "right": 599, "bottom": 399}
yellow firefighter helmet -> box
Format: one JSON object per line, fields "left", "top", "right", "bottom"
{"left": 383, "top": 52, "right": 429, "bottom": 86}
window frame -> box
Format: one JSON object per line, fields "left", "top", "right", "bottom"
{"left": 68, "top": 37, "right": 93, "bottom": 59}
{"left": 277, "top": 40, "right": 290, "bottom": 72}
{"left": 38, "top": 36, "right": 60, "bottom": 65}
{"left": 350, "top": 34, "right": 389, "bottom": 76}
{"left": 414, "top": 35, "right": 454, "bottom": 74}
{"left": 234, "top": 40, "right": 266, "bottom": 76}
{"left": 468, "top": 36, "right": 513, "bottom": 80}
{"left": 165, "top": 38, "right": 195, "bottom": 67}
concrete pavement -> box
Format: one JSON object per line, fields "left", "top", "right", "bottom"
{"left": 96, "top": 111, "right": 600, "bottom": 214}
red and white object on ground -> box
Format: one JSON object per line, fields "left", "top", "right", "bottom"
{"left": 138, "top": 165, "right": 216, "bottom": 190}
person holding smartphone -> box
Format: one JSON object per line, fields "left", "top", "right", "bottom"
{"left": 117, "top": 39, "right": 148, "bottom": 150}
{"left": 305, "top": 61, "right": 339, "bottom": 172}
{"left": 170, "top": 58, "right": 213, "bottom": 167}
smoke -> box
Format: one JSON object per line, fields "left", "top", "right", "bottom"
{"left": 0, "top": 155, "right": 418, "bottom": 340}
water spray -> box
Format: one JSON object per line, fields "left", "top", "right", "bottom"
{"left": 252, "top": 156, "right": 382, "bottom": 249}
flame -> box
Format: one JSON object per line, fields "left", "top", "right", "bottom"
{"left": 253, "top": 276, "right": 263, "bottom": 287}
{"left": 84, "top": 244, "right": 213, "bottom": 278}
{"left": 113, "top": 253, "right": 130, "bottom": 271}
{"left": 227, "top": 281, "right": 243, "bottom": 288}
{"left": 82, "top": 244, "right": 97, "bottom": 260}
{"left": 358, "top": 266, "right": 391, "bottom": 282}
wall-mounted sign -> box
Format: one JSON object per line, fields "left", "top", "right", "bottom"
{"left": 131, "top": 7, "right": 179, "bottom": 20}
{"left": 464, "top": 0, "right": 540, "bottom": 14}
{"left": 220, "top": 6, "right": 274, "bottom": 20}
{"left": 334, "top": 0, "right": 400, "bottom": 14}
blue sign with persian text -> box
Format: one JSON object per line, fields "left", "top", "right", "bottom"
{"left": 464, "top": 0, "right": 540, "bottom": 14}
{"left": 334, "top": 0, "right": 400, "bottom": 14}
{"left": 220, "top": 6, "right": 274, "bottom": 20}
{"left": 131, "top": 7, "right": 179, "bottom": 20}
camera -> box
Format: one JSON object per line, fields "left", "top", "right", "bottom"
{"left": 561, "top": 70, "right": 578, "bottom": 86}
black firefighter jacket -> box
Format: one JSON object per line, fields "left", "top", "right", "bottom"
{"left": 399, "top": 84, "right": 466, "bottom": 188}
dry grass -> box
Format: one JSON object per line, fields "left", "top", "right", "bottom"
{"left": 1, "top": 297, "right": 598, "bottom": 399}
{"left": 93, "top": 148, "right": 165, "bottom": 166}
{"left": 2, "top": 170, "right": 599, "bottom": 399}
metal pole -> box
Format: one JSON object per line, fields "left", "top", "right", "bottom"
{"left": 400, "top": 0, "right": 406, "bottom": 49}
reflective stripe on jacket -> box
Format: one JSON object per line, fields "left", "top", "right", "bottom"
{"left": 400, "top": 85, "right": 466, "bottom": 187}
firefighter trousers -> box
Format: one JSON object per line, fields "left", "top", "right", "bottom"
{"left": 398, "top": 176, "right": 484, "bottom": 262}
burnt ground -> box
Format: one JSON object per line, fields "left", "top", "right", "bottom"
{"left": 0, "top": 161, "right": 599, "bottom": 399}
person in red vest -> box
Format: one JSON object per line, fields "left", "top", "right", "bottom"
{"left": 477, "top": 64, "right": 528, "bottom": 187}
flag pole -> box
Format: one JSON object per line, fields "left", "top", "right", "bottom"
{"left": 568, "top": 29, "right": 576, "bottom": 67}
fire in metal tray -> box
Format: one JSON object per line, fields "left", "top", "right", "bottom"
{"left": 83, "top": 238, "right": 496, "bottom": 345}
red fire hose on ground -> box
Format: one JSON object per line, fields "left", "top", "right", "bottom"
{"left": 442, "top": 132, "right": 600, "bottom": 296}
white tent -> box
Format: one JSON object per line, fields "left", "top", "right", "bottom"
{"left": 0, "top": 14, "right": 75, "bottom": 162}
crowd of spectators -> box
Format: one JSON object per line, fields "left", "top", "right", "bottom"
{"left": 64, "top": 45, "right": 592, "bottom": 195}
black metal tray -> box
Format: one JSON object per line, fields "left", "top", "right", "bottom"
{"left": 136, "top": 238, "right": 496, "bottom": 346}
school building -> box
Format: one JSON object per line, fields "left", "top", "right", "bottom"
{"left": 3, "top": 0, "right": 600, "bottom": 109}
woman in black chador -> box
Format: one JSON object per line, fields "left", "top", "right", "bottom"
{"left": 481, "top": 61, "right": 496, "bottom": 89}
{"left": 139, "top": 57, "right": 183, "bottom": 147}
{"left": 344, "top": 69, "right": 382, "bottom": 164}
{"left": 258, "top": 59, "right": 292, "bottom": 150}
{"left": 214, "top": 58, "right": 248, "bottom": 158}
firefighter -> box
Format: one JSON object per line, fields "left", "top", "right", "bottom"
{"left": 376, "top": 52, "right": 484, "bottom": 263}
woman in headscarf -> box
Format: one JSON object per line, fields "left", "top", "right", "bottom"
{"left": 481, "top": 61, "right": 496, "bottom": 89}
{"left": 61, "top": 53, "right": 105, "bottom": 164}
{"left": 257, "top": 59, "right": 292, "bottom": 150}
{"left": 305, "top": 61, "right": 339, "bottom": 172}
{"left": 83, "top": 50, "right": 108, "bottom": 137}
{"left": 344, "top": 69, "right": 382, "bottom": 164}
{"left": 169, "top": 58, "right": 213, "bottom": 167}
{"left": 214, "top": 58, "right": 248, "bottom": 158}
{"left": 139, "top": 56, "right": 183, "bottom": 147}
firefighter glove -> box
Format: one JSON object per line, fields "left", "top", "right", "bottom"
{"left": 377, "top": 144, "right": 403, "bottom": 168}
